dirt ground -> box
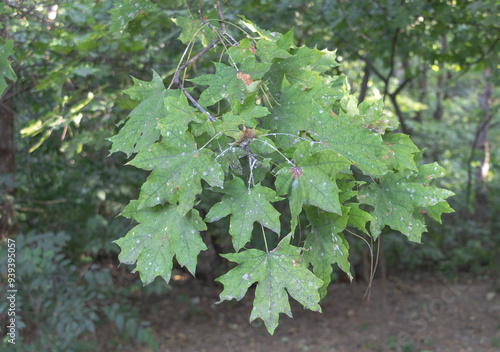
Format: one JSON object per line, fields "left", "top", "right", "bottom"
{"left": 129, "top": 272, "right": 500, "bottom": 352}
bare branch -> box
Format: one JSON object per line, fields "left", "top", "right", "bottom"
{"left": 177, "top": 37, "right": 221, "bottom": 74}
{"left": 215, "top": 0, "right": 226, "bottom": 34}
{"left": 171, "top": 36, "right": 222, "bottom": 123}
{"left": 171, "top": 0, "right": 240, "bottom": 122}
{"left": 384, "top": 29, "right": 400, "bottom": 96}
{"left": 178, "top": 83, "right": 215, "bottom": 122}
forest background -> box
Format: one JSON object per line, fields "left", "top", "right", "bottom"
{"left": 0, "top": 0, "right": 499, "bottom": 351}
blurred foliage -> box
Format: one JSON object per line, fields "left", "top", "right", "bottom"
{"left": 0, "top": 0, "right": 498, "bottom": 347}
{"left": 0, "top": 232, "right": 157, "bottom": 351}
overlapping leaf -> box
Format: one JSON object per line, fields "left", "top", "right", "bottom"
{"left": 358, "top": 166, "right": 455, "bottom": 241}
{"left": 312, "top": 103, "right": 390, "bottom": 177}
{"left": 345, "top": 202, "right": 374, "bottom": 235}
{"left": 114, "top": 201, "right": 207, "bottom": 285}
{"left": 205, "top": 177, "right": 281, "bottom": 251}
{"left": 129, "top": 126, "right": 223, "bottom": 216}
{"left": 263, "top": 45, "right": 339, "bottom": 99}
{"left": 218, "top": 95, "right": 269, "bottom": 131}
{"left": 109, "top": 71, "right": 167, "bottom": 157}
{"left": 190, "top": 60, "right": 269, "bottom": 107}
{"left": 275, "top": 148, "right": 350, "bottom": 233}
{"left": 303, "top": 206, "right": 351, "bottom": 298}
{"left": 264, "top": 80, "right": 389, "bottom": 177}
{"left": 381, "top": 133, "right": 420, "bottom": 171}
{"left": 160, "top": 93, "right": 201, "bottom": 131}
{"left": 172, "top": 15, "right": 218, "bottom": 46}
{"left": 216, "top": 235, "right": 323, "bottom": 334}
{"left": 264, "top": 78, "right": 317, "bottom": 135}
{"left": 358, "top": 99, "right": 399, "bottom": 133}
{"left": 227, "top": 40, "right": 272, "bottom": 79}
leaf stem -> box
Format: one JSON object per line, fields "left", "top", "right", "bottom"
{"left": 251, "top": 138, "right": 294, "bottom": 166}
{"left": 260, "top": 224, "right": 269, "bottom": 253}
{"left": 247, "top": 155, "right": 258, "bottom": 191}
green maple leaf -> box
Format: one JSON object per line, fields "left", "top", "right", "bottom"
{"left": 424, "top": 201, "right": 455, "bottom": 223}
{"left": 114, "top": 201, "right": 207, "bottom": 285}
{"left": 414, "top": 162, "right": 448, "bottom": 185}
{"left": 109, "top": 71, "right": 168, "bottom": 157}
{"left": 214, "top": 145, "right": 246, "bottom": 175}
{"left": 172, "top": 16, "right": 218, "bottom": 46}
{"left": 129, "top": 126, "right": 224, "bottom": 216}
{"left": 227, "top": 40, "right": 272, "bottom": 78}
{"left": 345, "top": 202, "right": 374, "bottom": 235}
{"left": 358, "top": 167, "right": 454, "bottom": 241}
{"left": 109, "top": 0, "right": 157, "bottom": 36}
{"left": 205, "top": 177, "right": 282, "bottom": 251}
{"left": 189, "top": 62, "right": 252, "bottom": 106}
{"left": 381, "top": 133, "right": 419, "bottom": 171}
{"left": 312, "top": 103, "right": 390, "bottom": 177}
{"left": 256, "top": 39, "right": 292, "bottom": 63}
{"left": 411, "top": 162, "right": 455, "bottom": 223}
{"left": 358, "top": 99, "right": 399, "bottom": 133}
{"left": 215, "top": 145, "right": 246, "bottom": 175}
{"left": 160, "top": 93, "right": 201, "bottom": 131}
{"left": 219, "top": 95, "right": 269, "bottom": 131}
{"left": 303, "top": 206, "right": 351, "bottom": 298}
{"left": 216, "top": 235, "right": 323, "bottom": 334}
{"left": 276, "top": 148, "right": 350, "bottom": 233}
{"left": 264, "top": 78, "right": 316, "bottom": 135}
{"left": 337, "top": 174, "right": 364, "bottom": 203}
{"left": 264, "top": 45, "right": 338, "bottom": 98}
{"left": 264, "top": 83, "right": 388, "bottom": 177}
{"left": 0, "top": 39, "right": 16, "bottom": 96}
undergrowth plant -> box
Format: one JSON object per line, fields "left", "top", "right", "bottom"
{"left": 110, "top": 1, "right": 454, "bottom": 334}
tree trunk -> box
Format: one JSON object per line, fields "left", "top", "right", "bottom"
{"left": 358, "top": 64, "right": 370, "bottom": 103}
{"left": 473, "top": 68, "right": 492, "bottom": 228}
{"left": 0, "top": 17, "right": 16, "bottom": 239}
{"left": 433, "top": 37, "right": 447, "bottom": 121}
{"left": 414, "top": 65, "right": 427, "bottom": 122}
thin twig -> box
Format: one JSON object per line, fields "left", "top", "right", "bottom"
{"left": 172, "top": 0, "right": 240, "bottom": 123}
{"left": 178, "top": 83, "right": 216, "bottom": 122}
{"left": 172, "top": 36, "right": 221, "bottom": 122}
{"left": 215, "top": 0, "right": 226, "bottom": 34}
{"left": 177, "top": 36, "right": 221, "bottom": 75}
{"left": 215, "top": 0, "right": 238, "bottom": 45}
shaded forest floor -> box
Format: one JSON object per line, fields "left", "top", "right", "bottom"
{"left": 123, "top": 272, "right": 500, "bottom": 352}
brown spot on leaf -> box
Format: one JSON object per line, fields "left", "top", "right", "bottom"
{"left": 289, "top": 166, "right": 303, "bottom": 179}
{"left": 237, "top": 71, "right": 253, "bottom": 86}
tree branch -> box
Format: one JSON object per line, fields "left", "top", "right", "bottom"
{"left": 393, "top": 76, "right": 413, "bottom": 97}
{"left": 384, "top": 28, "right": 400, "bottom": 96}
{"left": 172, "top": 0, "right": 240, "bottom": 123}
{"left": 172, "top": 37, "right": 221, "bottom": 123}
{"left": 215, "top": 0, "right": 226, "bottom": 35}
{"left": 358, "top": 64, "right": 370, "bottom": 103}
{"left": 388, "top": 93, "right": 409, "bottom": 134}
